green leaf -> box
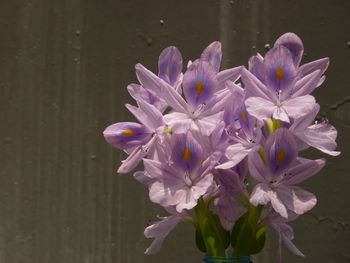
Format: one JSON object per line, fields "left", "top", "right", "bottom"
{"left": 195, "top": 228, "right": 207, "bottom": 253}
{"left": 249, "top": 226, "right": 266, "bottom": 255}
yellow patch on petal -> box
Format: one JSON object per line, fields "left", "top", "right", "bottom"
{"left": 183, "top": 147, "right": 191, "bottom": 161}
{"left": 241, "top": 111, "right": 247, "bottom": 121}
{"left": 276, "top": 149, "right": 286, "bottom": 164}
{"left": 276, "top": 67, "right": 284, "bottom": 81}
{"left": 196, "top": 81, "right": 204, "bottom": 95}
{"left": 122, "top": 129, "right": 136, "bottom": 136}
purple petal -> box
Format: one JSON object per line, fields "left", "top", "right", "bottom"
{"left": 298, "top": 57, "right": 329, "bottom": 78}
{"left": 268, "top": 190, "right": 289, "bottom": 218}
{"left": 117, "top": 146, "right": 146, "bottom": 174}
{"left": 158, "top": 46, "right": 183, "bottom": 86}
{"left": 290, "top": 103, "right": 320, "bottom": 132}
{"left": 265, "top": 128, "right": 297, "bottom": 176}
{"left": 248, "top": 151, "right": 269, "bottom": 182}
{"left": 196, "top": 111, "right": 224, "bottom": 136}
{"left": 282, "top": 158, "right": 325, "bottom": 185}
{"left": 263, "top": 46, "right": 296, "bottom": 93}
{"left": 200, "top": 41, "right": 222, "bottom": 72}
{"left": 245, "top": 97, "right": 276, "bottom": 120}
{"left": 127, "top": 83, "right": 165, "bottom": 111}
{"left": 171, "top": 133, "right": 203, "bottom": 172}
{"left": 248, "top": 53, "right": 264, "bottom": 81}
{"left": 103, "top": 122, "right": 151, "bottom": 150}
{"left": 292, "top": 70, "right": 322, "bottom": 97}
{"left": 183, "top": 61, "right": 218, "bottom": 108}
{"left": 217, "top": 66, "right": 243, "bottom": 90}
{"left": 144, "top": 215, "right": 182, "bottom": 255}
{"left": 274, "top": 33, "right": 304, "bottom": 66}
{"left": 136, "top": 63, "right": 188, "bottom": 113}
{"left": 281, "top": 95, "right": 316, "bottom": 120}
{"left": 216, "top": 143, "right": 250, "bottom": 169}
{"left": 274, "top": 185, "right": 317, "bottom": 215}
{"left": 163, "top": 112, "right": 192, "bottom": 134}
{"left": 298, "top": 123, "right": 340, "bottom": 156}
{"left": 241, "top": 68, "right": 271, "bottom": 100}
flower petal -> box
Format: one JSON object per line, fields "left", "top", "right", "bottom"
{"left": 282, "top": 158, "right": 325, "bottom": 185}
{"left": 265, "top": 128, "right": 298, "bottom": 176}
{"left": 183, "top": 61, "right": 218, "bottom": 108}
{"left": 275, "top": 185, "right": 317, "bottom": 215}
{"left": 103, "top": 122, "right": 151, "bottom": 150}
{"left": 250, "top": 183, "right": 271, "bottom": 206}
{"left": 217, "top": 66, "right": 243, "bottom": 90}
{"left": 245, "top": 97, "right": 276, "bottom": 120}
{"left": 171, "top": 132, "right": 203, "bottom": 172}
{"left": 241, "top": 68, "right": 271, "bottom": 100}
{"left": 200, "top": 41, "right": 222, "bottom": 72}
{"left": 298, "top": 57, "right": 329, "bottom": 78}
{"left": 292, "top": 70, "right": 322, "bottom": 98}
{"left": 281, "top": 94, "right": 316, "bottom": 119}
{"left": 263, "top": 46, "right": 296, "bottom": 93}
{"left": 216, "top": 143, "right": 250, "bottom": 169}
{"left": 274, "top": 32, "right": 304, "bottom": 66}
{"left": 158, "top": 46, "right": 183, "bottom": 86}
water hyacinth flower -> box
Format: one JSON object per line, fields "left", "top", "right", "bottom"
{"left": 249, "top": 128, "right": 325, "bottom": 218}
{"left": 103, "top": 33, "right": 340, "bottom": 262}
{"left": 244, "top": 33, "right": 327, "bottom": 123}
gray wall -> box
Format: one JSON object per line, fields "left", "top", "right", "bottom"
{"left": 0, "top": 0, "right": 349, "bottom": 262}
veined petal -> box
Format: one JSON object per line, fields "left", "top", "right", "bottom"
{"left": 274, "top": 32, "right": 304, "bottom": 67}
{"left": 248, "top": 151, "right": 269, "bottom": 182}
{"left": 298, "top": 123, "right": 340, "bottom": 156}
{"left": 265, "top": 128, "right": 297, "bottom": 176}
{"left": 171, "top": 132, "right": 203, "bottom": 172}
{"left": 268, "top": 190, "right": 289, "bottom": 218}
{"left": 248, "top": 53, "right": 264, "bottom": 81}
{"left": 245, "top": 97, "right": 276, "bottom": 120}
{"left": 158, "top": 46, "right": 183, "bottom": 86}
{"left": 292, "top": 70, "right": 322, "bottom": 98}
{"left": 282, "top": 158, "right": 325, "bottom": 185}
{"left": 200, "top": 41, "right": 222, "bottom": 72}
{"left": 290, "top": 103, "right": 320, "bottom": 132}
{"left": 298, "top": 57, "right": 329, "bottom": 78}
{"left": 103, "top": 122, "right": 151, "bottom": 150}
{"left": 241, "top": 68, "right": 271, "bottom": 100}
{"left": 117, "top": 146, "right": 145, "bottom": 174}
{"left": 127, "top": 83, "right": 165, "bottom": 110}
{"left": 196, "top": 111, "right": 224, "bottom": 136}
{"left": 138, "top": 100, "right": 164, "bottom": 130}
{"left": 144, "top": 215, "right": 182, "bottom": 255}
{"left": 136, "top": 63, "right": 188, "bottom": 113}
{"left": 216, "top": 143, "right": 250, "bottom": 169}
{"left": 275, "top": 185, "right": 317, "bottom": 215}
{"left": 263, "top": 46, "right": 296, "bottom": 93}
{"left": 217, "top": 66, "right": 243, "bottom": 90}
{"left": 183, "top": 61, "right": 218, "bottom": 108}
{"left": 281, "top": 95, "right": 316, "bottom": 119}
{"left": 163, "top": 111, "right": 192, "bottom": 134}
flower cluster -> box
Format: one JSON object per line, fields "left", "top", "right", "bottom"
{"left": 103, "top": 33, "right": 339, "bottom": 261}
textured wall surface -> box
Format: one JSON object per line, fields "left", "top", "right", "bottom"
{"left": 0, "top": 0, "right": 349, "bottom": 262}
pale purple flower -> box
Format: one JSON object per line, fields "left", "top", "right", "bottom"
{"left": 263, "top": 210, "right": 304, "bottom": 263}
{"left": 144, "top": 206, "right": 185, "bottom": 255}
{"left": 243, "top": 32, "right": 328, "bottom": 123}
{"left": 249, "top": 128, "right": 325, "bottom": 218}
{"left": 144, "top": 133, "right": 214, "bottom": 212}
{"left": 289, "top": 103, "right": 340, "bottom": 156}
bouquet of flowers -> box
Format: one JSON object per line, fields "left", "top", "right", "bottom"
{"left": 103, "top": 32, "right": 340, "bottom": 262}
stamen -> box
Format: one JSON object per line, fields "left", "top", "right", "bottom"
{"left": 196, "top": 81, "right": 204, "bottom": 95}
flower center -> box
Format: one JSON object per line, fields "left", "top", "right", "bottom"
{"left": 276, "top": 67, "right": 284, "bottom": 81}
{"left": 196, "top": 81, "right": 204, "bottom": 95}
{"left": 122, "top": 129, "right": 136, "bottom": 136}
{"left": 276, "top": 149, "right": 286, "bottom": 163}
{"left": 183, "top": 147, "right": 191, "bottom": 161}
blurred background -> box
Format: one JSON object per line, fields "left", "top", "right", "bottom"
{"left": 0, "top": 0, "right": 349, "bottom": 262}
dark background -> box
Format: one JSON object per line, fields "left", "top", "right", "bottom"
{"left": 0, "top": 0, "right": 349, "bottom": 262}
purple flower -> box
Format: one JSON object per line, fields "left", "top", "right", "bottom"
{"left": 249, "top": 128, "right": 325, "bottom": 218}
{"left": 243, "top": 32, "right": 328, "bottom": 123}
{"left": 144, "top": 133, "right": 214, "bottom": 212}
